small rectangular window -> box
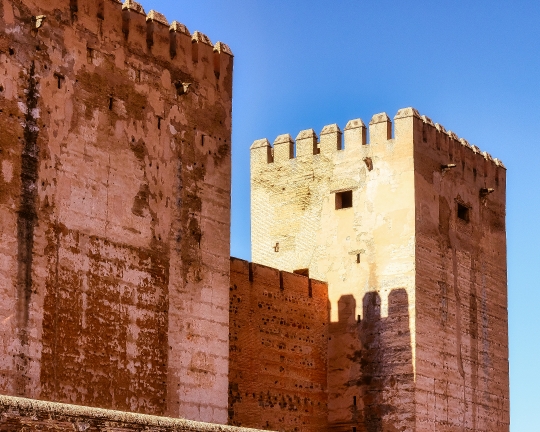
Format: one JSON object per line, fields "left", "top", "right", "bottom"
{"left": 353, "top": 396, "right": 357, "bottom": 406}
{"left": 335, "top": 190, "right": 353, "bottom": 209}
{"left": 457, "top": 203, "right": 469, "bottom": 222}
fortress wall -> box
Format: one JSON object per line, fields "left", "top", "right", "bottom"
{"left": 0, "top": 0, "right": 232, "bottom": 423}
{"left": 228, "top": 258, "right": 328, "bottom": 432}
{"left": 412, "top": 113, "right": 509, "bottom": 430}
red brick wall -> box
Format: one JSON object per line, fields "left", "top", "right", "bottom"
{"left": 229, "top": 258, "right": 328, "bottom": 432}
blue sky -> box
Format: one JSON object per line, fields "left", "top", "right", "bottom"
{"left": 148, "top": 1, "right": 537, "bottom": 429}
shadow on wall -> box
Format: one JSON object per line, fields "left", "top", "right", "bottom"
{"left": 328, "top": 289, "right": 414, "bottom": 432}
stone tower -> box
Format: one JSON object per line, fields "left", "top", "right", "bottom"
{"left": 250, "top": 108, "right": 509, "bottom": 431}
{"left": 0, "top": 0, "right": 233, "bottom": 423}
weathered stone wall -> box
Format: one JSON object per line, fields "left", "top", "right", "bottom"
{"left": 0, "top": 395, "right": 268, "bottom": 431}
{"left": 228, "top": 258, "right": 328, "bottom": 431}
{"left": 250, "top": 112, "right": 417, "bottom": 430}
{"left": 413, "top": 114, "right": 509, "bottom": 430}
{"left": 250, "top": 108, "right": 508, "bottom": 431}
{"left": 0, "top": 0, "right": 233, "bottom": 423}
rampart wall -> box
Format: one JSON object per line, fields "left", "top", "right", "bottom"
{"left": 228, "top": 258, "right": 328, "bottom": 432}
{"left": 0, "top": 0, "right": 232, "bottom": 423}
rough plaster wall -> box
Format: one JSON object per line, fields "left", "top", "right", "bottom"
{"left": 250, "top": 113, "right": 417, "bottom": 430}
{"left": 0, "top": 394, "right": 269, "bottom": 432}
{"left": 0, "top": 0, "right": 233, "bottom": 423}
{"left": 228, "top": 258, "right": 328, "bottom": 432}
{"left": 413, "top": 118, "right": 509, "bottom": 431}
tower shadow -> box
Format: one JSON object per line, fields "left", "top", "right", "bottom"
{"left": 329, "top": 289, "right": 414, "bottom": 432}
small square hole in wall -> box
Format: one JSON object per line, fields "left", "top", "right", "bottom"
{"left": 335, "top": 190, "right": 353, "bottom": 209}
{"left": 457, "top": 203, "right": 470, "bottom": 222}
{"left": 294, "top": 268, "right": 309, "bottom": 277}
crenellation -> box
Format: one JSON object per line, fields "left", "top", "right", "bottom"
{"left": 296, "top": 128, "right": 318, "bottom": 157}
{"left": 344, "top": 118, "right": 367, "bottom": 147}
{"left": 170, "top": 20, "right": 189, "bottom": 35}
{"left": 250, "top": 109, "right": 504, "bottom": 171}
{"left": 122, "top": 0, "right": 144, "bottom": 13}
{"left": 146, "top": 9, "right": 168, "bottom": 25}
{"left": 273, "top": 133, "right": 294, "bottom": 162}
{"left": 320, "top": 123, "right": 342, "bottom": 153}
{"left": 369, "top": 112, "right": 392, "bottom": 143}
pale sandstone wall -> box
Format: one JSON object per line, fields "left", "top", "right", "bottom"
{"left": 0, "top": 0, "right": 232, "bottom": 423}
{"left": 413, "top": 113, "right": 509, "bottom": 430}
{"left": 250, "top": 111, "right": 417, "bottom": 430}
{"left": 228, "top": 258, "right": 328, "bottom": 432}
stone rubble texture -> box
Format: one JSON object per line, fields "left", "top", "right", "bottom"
{"left": 251, "top": 108, "right": 509, "bottom": 431}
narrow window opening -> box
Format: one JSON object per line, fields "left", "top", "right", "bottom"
{"left": 157, "top": 116, "right": 162, "bottom": 130}
{"left": 8, "top": 48, "right": 14, "bottom": 55}
{"left": 457, "top": 203, "right": 469, "bottom": 222}
{"left": 86, "top": 47, "right": 94, "bottom": 64}
{"left": 201, "top": 135, "right": 205, "bottom": 146}
{"left": 357, "top": 314, "right": 361, "bottom": 323}
{"left": 422, "top": 125, "right": 427, "bottom": 143}
{"left": 335, "top": 190, "right": 353, "bottom": 210}
{"left": 308, "top": 282, "right": 313, "bottom": 298}
{"left": 274, "top": 242, "right": 279, "bottom": 252}
{"left": 108, "top": 97, "right": 113, "bottom": 110}
{"left": 353, "top": 396, "right": 357, "bottom": 406}
{"left": 294, "top": 268, "right": 309, "bottom": 277}
{"left": 356, "top": 253, "right": 361, "bottom": 263}
{"left": 353, "top": 428, "right": 357, "bottom": 432}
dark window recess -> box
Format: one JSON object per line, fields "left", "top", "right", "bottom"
{"left": 294, "top": 268, "right": 309, "bottom": 277}
{"left": 353, "top": 428, "right": 357, "bottom": 432}
{"left": 353, "top": 396, "right": 357, "bottom": 406}
{"left": 335, "top": 190, "right": 353, "bottom": 209}
{"left": 356, "top": 253, "right": 361, "bottom": 263}
{"left": 457, "top": 203, "right": 470, "bottom": 222}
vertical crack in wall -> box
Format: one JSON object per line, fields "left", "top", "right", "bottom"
{"left": 15, "top": 60, "right": 40, "bottom": 395}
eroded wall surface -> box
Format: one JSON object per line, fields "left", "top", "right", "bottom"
{"left": 228, "top": 258, "right": 328, "bottom": 432}
{"left": 0, "top": 394, "right": 268, "bottom": 432}
{"left": 0, "top": 0, "right": 233, "bottom": 423}
{"left": 413, "top": 114, "right": 509, "bottom": 430}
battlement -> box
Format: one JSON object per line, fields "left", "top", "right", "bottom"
{"left": 15, "top": 0, "right": 233, "bottom": 82}
{"left": 251, "top": 107, "right": 504, "bottom": 169}
{"left": 230, "top": 257, "right": 327, "bottom": 299}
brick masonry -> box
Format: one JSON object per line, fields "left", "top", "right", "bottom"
{"left": 0, "top": 0, "right": 233, "bottom": 423}
{"left": 228, "top": 258, "right": 328, "bottom": 432}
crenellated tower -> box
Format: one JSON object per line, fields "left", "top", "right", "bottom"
{"left": 0, "top": 0, "right": 232, "bottom": 424}
{"left": 250, "top": 108, "right": 509, "bottom": 431}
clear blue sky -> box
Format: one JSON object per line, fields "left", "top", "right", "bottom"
{"left": 149, "top": 1, "right": 537, "bottom": 429}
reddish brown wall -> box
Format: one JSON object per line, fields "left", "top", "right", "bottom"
{"left": 414, "top": 118, "right": 509, "bottom": 431}
{"left": 228, "top": 258, "right": 328, "bottom": 432}
{"left": 0, "top": 0, "right": 233, "bottom": 423}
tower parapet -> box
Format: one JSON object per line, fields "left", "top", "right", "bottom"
{"left": 251, "top": 108, "right": 504, "bottom": 170}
